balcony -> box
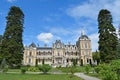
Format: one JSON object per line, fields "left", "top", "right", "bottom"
{"left": 37, "top": 55, "right": 52, "bottom": 59}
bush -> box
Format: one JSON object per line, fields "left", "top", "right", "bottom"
{"left": 100, "top": 70, "right": 117, "bottom": 80}
{"left": 38, "top": 64, "right": 51, "bottom": 74}
{"left": 110, "top": 60, "right": 120, "bottom": 80}
{"left": 84, "top": 64, "right": 91, "bottom": 74}
{"left": 21, "top": 67, "right": 27, "bottom": 74}
{"left": 28, "top": 66, "right": 39, "bottom": 72}
{"left": 2, "top": 66, "right": 8, "bottom": 73}
{"left": 94, "top": 66, "right": 102, "bottom": 73}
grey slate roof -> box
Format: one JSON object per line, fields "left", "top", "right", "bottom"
{"left": 79, "top": 35, "right": 89, "bottom": 39}
{"left": 37, "top": 47, "right": 52, "bottom": 50}
{"left": 29, "top": 42, "right": 36, "bottom": 47}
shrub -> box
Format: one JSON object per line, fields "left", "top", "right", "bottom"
{"left": 84, "top": 64, "right": 91, "bottom": 74}
{"left": 2, "top": 66, "right": 8, "bottom": 73}
{"left": 94, "top": 66, "right": 102, "bottom": 73}
{"left": 38, "top": 64, "right": 51, "bottom": 74}
{"left": 28, "top": 66, "right": 39, "bottom": 72}
{"left": 100, "top": 70, "right": 117, "bottom": 80}
{"left": 110, "top": 60, "right": 120, "bottom": 80}
{"left": 21, "top": 67, "right": 27, "bottom": 74}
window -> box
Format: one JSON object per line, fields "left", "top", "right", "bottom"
{"left": 86, "top": 51, "right": 88, "bottom": 55}
{"left": 75, "top": 47, "right": 76, "bottom": 50}
{"left": 29, "top": 52, "right": 32, "bottom": 56}
{"left": 85, "top": 43, "right": 87, "bottom": 48}
{"left": 58, "top": 52, "right": 60, "bottom": 56}
{"left": 67, "top": 59, "right": 68, "bottom": 62}
{"left": 53, "top": 60, "right": 54, "bottom": 63}
{"left": 28, "top": 58, "right": 31, "bottom": 64}
{"left": 76, "top": 52, "right": 77, "bottom": 56}
{"left": 87, "top": 58, "right": 89, "bottom": 63}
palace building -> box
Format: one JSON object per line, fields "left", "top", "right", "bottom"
{"left": 23, "top": 32, "right": 93, "bottom": 67}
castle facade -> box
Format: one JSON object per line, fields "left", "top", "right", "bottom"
{"left": 23, "top": 33, "right": 92, "bottom": 67}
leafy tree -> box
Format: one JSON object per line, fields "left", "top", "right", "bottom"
{"left": 72, "top": 59, "right": 77, "bottom": 66}
{"left": 0, "top": 6, "right": 24, "bottom": 68}
{"left": 92, "top": 50, "right": 100, "bottom": 65}
{"left": 98, "top": 9, "right": 118, "bottom": 63}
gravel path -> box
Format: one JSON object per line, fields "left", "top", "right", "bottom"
{"left": 74, "top": 73, "right": 101, "bottom": 80}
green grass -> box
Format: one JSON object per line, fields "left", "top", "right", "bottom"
{"left": 57, "top": 66, "right": 85, "bottom": 73}
{"left": 0, "top": 73, "right": 84, "bottom": 80}
{"left": 8, "top": 69, "right": 20, "bottom": 72}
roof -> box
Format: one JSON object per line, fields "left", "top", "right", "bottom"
{"left": 29, "top": 42, "right": 36, "bottom": 47}
{"left": 37, "top": 47, "right": 52, "bottom": 50}
{"left": 79, "top": 35, "right": 89, "bottom": 40}
{"left": 65, "top": 45, "right": 76, "bottom": 47}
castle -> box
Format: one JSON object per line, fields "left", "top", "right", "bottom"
{"left": 23, "top": 32, "right": 92, "bottom": 67}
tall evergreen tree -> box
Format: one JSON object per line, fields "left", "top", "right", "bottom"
{"left": 98, "top": 9, "right": 118, "bottom": 63}
{"left": 0, "top": 35, "right": 2, "bottom": 63}
{"left": 0, "top": 6, "right": 24, "bottom": 67}
{"left": 116, "top": 26, "right": 120, "bottom": 59}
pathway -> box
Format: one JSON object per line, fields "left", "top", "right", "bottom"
{"left": 74, "top": 73, "right": 101, "bottom": 80}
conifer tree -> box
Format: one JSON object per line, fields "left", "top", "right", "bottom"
{"left": 98, "top": 9, "right": 118, "bottom": 62}
{"left": 0, "top": 6, "right": 24, "bottom": 67}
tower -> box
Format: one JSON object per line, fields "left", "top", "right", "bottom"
{"left": 76, "top": 31, "right": 92, "bottom": 65}
{"left": 23, "top": 42, "right": 37, "bottom": 66}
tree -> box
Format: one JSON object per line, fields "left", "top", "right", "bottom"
{"left": 72, "top": 59, "right": 77, "bottom": 66}
{"left": 116, "top": 26, "right": 120, "bottom": 59}
{"left": 0, "top": 35, "right": 2, "bottom": 43}
{"left": 0, "top": 6, "right": 24, "bottom": 68}
{"left": 98, "top": 9, "right": 118, "bottom": 63}
{"left": 0, "top": 35, "right": 2, "bottom": 63}
{"left": 92, "top": 50, "right": 100, "bottom": 65}
{"left": 116, "top": 41, "right": 120, "bottom": 59}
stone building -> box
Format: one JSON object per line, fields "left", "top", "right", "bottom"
{"left": 23, "top": 33, "right": 92, "bottom": 67}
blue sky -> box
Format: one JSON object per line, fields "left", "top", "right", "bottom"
{"left": 0, "top": 0, "right": 120, "bottom": 51}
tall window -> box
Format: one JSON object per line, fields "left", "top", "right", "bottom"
{"left": 87, "top": 58, "right": 89, "bottom": 63}
{"left": 29, "top": 58, "right": 31, "bottom": 64}
{"left": 86, "top": 51, "right": 88, "bottom": 55}
{"left": 58, "top": 52, "right": 60, "bottom": 56}
{"left": 29, "top": 52, "right": 32, "bottom": 56}
{"left": 85, "top": 43, "right": 87, "bottom": 48}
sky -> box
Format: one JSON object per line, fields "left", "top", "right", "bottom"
{"left": 0, "top": 0, "right": 120, "bottom": 52}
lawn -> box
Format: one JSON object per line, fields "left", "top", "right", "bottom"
{"left": 57, "top": 66, "right": 86, "bottom": 73}
{"left": 0, "top": 73, "right": 84, "bottom": 80}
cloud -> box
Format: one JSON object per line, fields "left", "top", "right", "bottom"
{"left": 50, "top": 27, "right": 71, "bottom": 36}
{"left": 89, "top": 33, "right": 99, "bottom": 52}
{"left": 37, "top": 33, "right": 53, "bottom": 43}
{"left": 67, "top": 0, "right": 120, "bottom": 26}
{"left": 7, "top": 0, "right": 16, "bottom": 2}
{"left": 66, "top": 0, "right": 120, "bottom": 51}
